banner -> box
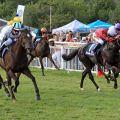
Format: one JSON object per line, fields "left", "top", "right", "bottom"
{"left": 16, "top": 5, "right": 25, "bottom": 23}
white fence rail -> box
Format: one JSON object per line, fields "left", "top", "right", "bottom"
{"left": 30, "top": 42, "right": 98, "bottom": 72}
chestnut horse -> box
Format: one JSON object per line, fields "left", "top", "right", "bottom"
{"left": 0, "top": 29, "right": 40, "bottom": 101}
{"left": 28, "top": 36, "right": 60, "bottom": 76}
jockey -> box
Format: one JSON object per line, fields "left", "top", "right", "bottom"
{"left": 41, "top": 27, "right": 47, "bottom": 36}
{"left": 31, "top": 28, "right": 42, "bottom": 43}
{"left": 41, "top": 27, "right": 48, "bottom": 40}
{"left": 0, "top": 22, "right": 24, "bottom": 52}
{"left": 91, "top": 23, "right": 120, "bottom": 55}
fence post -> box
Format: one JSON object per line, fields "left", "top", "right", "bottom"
{"left": 61, "top": 45, "right": 64, "bottom": 69}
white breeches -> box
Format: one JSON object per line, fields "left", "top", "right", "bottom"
{"left": 93, "top": 33, "right": 104, "bottom": 45}
{"left": 3, "top": 38, "right": 13, "bottom": 46}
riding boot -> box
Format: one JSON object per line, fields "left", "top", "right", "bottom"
{"left": 0, "top": 44, "right": 7, "bottom": 52}
{"left": 93, "top": 43, "right": 102, "bottom": 55}
{"left": 93, "top": 43, "right": 101, "bottom": 63}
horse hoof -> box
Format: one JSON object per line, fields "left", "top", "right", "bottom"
{"left": 12, "top": 99, "right": 16, "bottom": 103}
{"left": 80, "top": 88, "right": 84, "bottom": 91}
{"left": 114, "top": 86, "right": 118, "bottom": 89}
{"left": 36, "top": 96, "right": 41, "bottom": 101}
{"left": 97, "top": 88, "right": 101, "bottom": 92}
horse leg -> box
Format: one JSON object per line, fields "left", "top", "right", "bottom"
{"left": 6, "top": 72, "right": 16, "bottom": 100}
{"left": 98, "top": 65, "right": 110, "bottom": 83}
{"left": 39, "top": 57, "right": 45, "bottom": 76}
{"left": 88, "top": 70, "right": 100, "bottom": 91}
{"left": 8, "top": 71, "right": 19, "bottom": 93}
{"left": 0, "top": 75, "right": 10, "bottom": 97}
{"left": 80, "top": 69, "right": 88, "bottom": 90}
{"left": 113, "top": 76, "right": 118, "bottom": 89}
{"left": 47, "top": 54, "right": 60, "bottom": 70}
{"left": 28, "top": 55, "right": 34, "bottom": 65}
{"left": 7, "top": 70, "right": 23, "bottom": 100}
{"left": 112, "top": 68, "right": 119, "bottom": 89}
{"left": 104, "top": 73, "right": 110, "bottom": 83}
{"left": 22, "top": 68, "right": 40, "bottom": 100}
{"left": 13, "top": 72, "right": 21, "bottom": 92}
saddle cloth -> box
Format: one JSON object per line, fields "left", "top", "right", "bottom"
{"left": 85, "top": 43, "right": 97, "bottom": 56}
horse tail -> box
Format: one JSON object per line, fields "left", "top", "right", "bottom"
{"left": 62, "top": 48, "right": 79, "bottom": 61}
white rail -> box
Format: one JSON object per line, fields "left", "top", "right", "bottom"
{"left": 30, "top": 41, "right": 98, "bottom": 72}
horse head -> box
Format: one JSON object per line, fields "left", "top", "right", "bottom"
{"left": 18, "top": 29, "right": 33, "bottom": 54}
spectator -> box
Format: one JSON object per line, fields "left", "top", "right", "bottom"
{"left": 64, "top": 31, "right": 76, "bottom": 42}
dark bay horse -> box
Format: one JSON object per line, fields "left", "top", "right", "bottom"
{"left": 0, "top": 29, "right": 40, "bottom": 101}
{"left": 62, "top": 39, "right": 120, "bottom": 91}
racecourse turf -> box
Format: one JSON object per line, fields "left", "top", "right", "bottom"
{"left": 0, "top": 67, "right": 120, "bottom": 120}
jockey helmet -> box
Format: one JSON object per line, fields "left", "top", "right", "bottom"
{"left": 12, "top": 22, "right": 24, "bottom": 30}
{"left": 7, "top": 20, "right": 14, "bottom": 25}
{"left": 107, "top": 26, "right": 117, "bottom": 36}
{"left": 41, "top": 27, "right": 47, "bottom": 33}
{"left": 115, "top": 23, "right": 120, "bottom": 30}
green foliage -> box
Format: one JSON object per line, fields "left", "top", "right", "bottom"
{"left": 0, "top": 0, "right": 119, "bottom": 30}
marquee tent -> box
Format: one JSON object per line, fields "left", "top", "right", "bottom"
{"left": 52, "top": 19, "right": 89, "bottom": 33}
{"left": 87, "top": 20, "right": 112, "bottom": 29}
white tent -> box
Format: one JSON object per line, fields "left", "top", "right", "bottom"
{"left": 52, "top": 19, "right": 89, "bottom": 33}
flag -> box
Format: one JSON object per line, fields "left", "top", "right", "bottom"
{"left": 16, "top": 5, "right": 25, "bottom": 23}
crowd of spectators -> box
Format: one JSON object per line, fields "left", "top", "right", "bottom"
{"left": 51, "top": 31, "right": 82, "bottom": 42}
{"left": 50, "top": 30, "right": 96, "bottom": 43}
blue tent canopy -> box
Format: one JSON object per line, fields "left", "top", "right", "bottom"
{"left": 87, "top": 20, "right": 113, "bottom": 29}
{"left": 52, "top": 19, "right": 89, "bottom": 33}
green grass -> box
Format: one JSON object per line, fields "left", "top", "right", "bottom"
{"left": 0, "top": 67, "right": 120, "bottom": 120}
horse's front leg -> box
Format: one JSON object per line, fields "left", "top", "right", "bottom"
{"left": 98, "top": 65, "right": 110, "bottom": 83}
{"left": 112, "top": 71, "right": 119, "bottom": 89}
{"left": 111, "top": 66, "right": 120, "bottom": 89}
{"left": 22, "top": 68, "right": 40, "bottom": 100}
{"left": 47, "top": 54, "right": 60, "bottom": 70}
{"left": 7, "top": 71, "right": 16, "bottom": 100}
{"left": 39, "top": 57, "right": 45, "bottom": 76}
{"left": 0, "top": 75, "right": 10, "bottom": 97}
{"left": 28, "top": 55, "right": 34, "bottom": 65}
{"left": 8, "top": 72, "right": 20, "bottom": 93}
{"left": 13, "top": 72, "right": 21, "bottom": 92}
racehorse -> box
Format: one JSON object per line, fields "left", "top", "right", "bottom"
{"left": 9, "top": 33, "right": 60, "bottom": 93}
{"left": 0, "top": 29, "right": 40, "bottom": 101}
{"left": 28, "top": 35, "right": 60, "bottom": 76}
{"left": 62, "top": 39, "right": 120, "bottom": 91}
